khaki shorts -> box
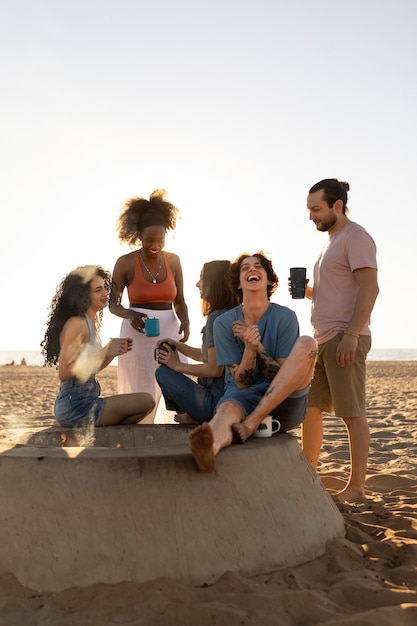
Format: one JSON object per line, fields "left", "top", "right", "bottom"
{"left": 308, "top": 333, "right": 371, "bottom": 418}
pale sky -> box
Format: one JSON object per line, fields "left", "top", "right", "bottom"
{"left": 1, "top": 0, "right": 416, "bottom": 352}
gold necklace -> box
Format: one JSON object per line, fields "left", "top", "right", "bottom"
{"left": 139, "top": 250, "right": 163, "bottom": 284}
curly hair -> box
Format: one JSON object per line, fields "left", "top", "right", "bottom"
{"left": 116, "top": 189, "right": 180, "bottom": 248}
{"left": 200, "top": 260, "right": 240, "bottom": 317}
{"left": 41, "top": 266, "right": 110, "bottom": 366}
{"left": 228, "top": 251, "right": 279, "bottom": 303}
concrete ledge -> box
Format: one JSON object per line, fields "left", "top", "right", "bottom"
{"left": 0, "top": 423, "right": 192, "bottom": 449}
{"left": 0, "top": 427, "right": 345, "bottom": 592}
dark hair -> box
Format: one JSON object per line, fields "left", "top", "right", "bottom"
{"left": 228, "top": 251, "right": 278, "bottom": 303}
{"left": 116, "top": 189, "right": 179, "bottom": 247}
{"left": 41, "top": 266, "right": 110, "bottom": 366}
{"left": 201, "top": 260, "right": 239, "bottom": 316}
{"left": 309, "top": 178, "right": 350, "bottom": 214}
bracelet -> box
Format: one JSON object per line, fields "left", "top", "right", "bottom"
{"left": 344, "top": 330, "right": 359, "bottom": 338}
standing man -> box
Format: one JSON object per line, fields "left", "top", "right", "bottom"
{"left": 189, "top": 251, "right": 317, "bottom": 472}
{"left": 302, "top": 178, "right": 379, "bottom": 503}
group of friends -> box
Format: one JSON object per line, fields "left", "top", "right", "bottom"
{"left": 41, "top": 178, "right": 379, "bottom": 503}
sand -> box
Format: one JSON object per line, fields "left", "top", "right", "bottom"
{"left": 0, "top": 362, "right": 416, "bottom": 625}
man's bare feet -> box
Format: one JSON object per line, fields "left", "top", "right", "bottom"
{"left": 232, "top": 420, "right": 256, "bottom": 444}
{"left": 189, "top": 423, "right": 215, "bottom": 472}
{"left": 336, "top": 485, "right": 366, "bottom": 504}
{"left": 175, "top": 412, "right": 198, "bottom": 425}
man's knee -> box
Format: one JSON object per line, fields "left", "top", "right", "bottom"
{"left": 214, "top": 400, "right": 245, "bottom": 422}
{"left": 298, "top": 335, "right": 318, "bottom": 355}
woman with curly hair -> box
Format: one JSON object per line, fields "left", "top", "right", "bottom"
{"left": 109, "top": 189, "right": 190, "bottom": 423}
{"left": 155, "top": 260, "right": 239, "bottom": 424}
{"left": 41, "top": 265, "right": 155, "bottom": 427}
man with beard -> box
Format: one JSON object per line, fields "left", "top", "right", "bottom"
{"left": 302, "top": 178, "right": 379, "bottom": 503}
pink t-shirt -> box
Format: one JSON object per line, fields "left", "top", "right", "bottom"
{"left": 311, "top": 221, "right": 377, "bottom": 344}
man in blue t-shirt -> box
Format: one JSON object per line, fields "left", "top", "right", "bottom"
{"left": 189, "top": 251, "right": 318, "bottom": 472}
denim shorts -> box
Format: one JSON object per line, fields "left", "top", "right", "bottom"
{"left": 217, "top": 386, "right": 309, "bottom": 433}
{"left": 54, "top": 377, "right": 106, "bottom": 427}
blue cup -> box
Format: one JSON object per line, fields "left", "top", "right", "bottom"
{"left": 144, "top": 317, "right": 160, "bottom": 337}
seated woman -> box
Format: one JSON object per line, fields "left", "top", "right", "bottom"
{"left": 155, "top": 260, "right": 238, "bottom": 424}
{"left": 41, "top": 265, "right": 155, "bottom": 427}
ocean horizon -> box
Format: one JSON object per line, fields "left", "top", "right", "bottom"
{"left": 1, "top": 348, "right": 417, "bottom": 367}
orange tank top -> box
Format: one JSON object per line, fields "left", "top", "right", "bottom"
{"left": 127, "top": 252, "right": 177, "bottom": 304}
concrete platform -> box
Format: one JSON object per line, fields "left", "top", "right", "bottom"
{"left": 0, "top": 425, "right": 345, "bottom": 592}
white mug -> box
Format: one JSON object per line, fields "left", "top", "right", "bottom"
{"left": 253, "top": 415, "right": 281, "bottom": 438}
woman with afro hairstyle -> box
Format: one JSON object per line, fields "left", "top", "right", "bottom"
{"left": 109, "top": 189, "right": 190, "bottom": 422}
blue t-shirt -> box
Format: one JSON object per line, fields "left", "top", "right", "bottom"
{"left": 198, "top": 308, "right": 228, "bottom": 392}
{"left": 214, "top": 303, "right": 299, "bottom": 395}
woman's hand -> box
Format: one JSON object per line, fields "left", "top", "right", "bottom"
{"left": 156, "top": 338, "right": 179, "bottom": 350}
{"left": 128, "top": 310, "right": 147, "bottom": 332}
{"left": 106, "top": 338, "right": 133, "bottom": 360}
{"left": 179, "top": 319, "right": 190, "bottom": 342}
{"left": 155, "top": 343, "right": 180, "bottom": 370}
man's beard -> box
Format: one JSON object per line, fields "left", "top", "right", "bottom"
{"left": 316, "top": 213, "right": 337, "bottom": 232}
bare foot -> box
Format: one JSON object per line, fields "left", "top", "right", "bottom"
{"left": 175, "top": 412, "right": 198, "bottom": 425}
{"left": 189, "top": 423, "right": 215, "bottom": 472}
{"left": 336, "top": 486, "right": 366, "bottom": 504}
{"left": 232, "top": 420, "right": 256, "bottom": 443}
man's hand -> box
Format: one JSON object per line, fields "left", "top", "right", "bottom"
{"left": 336, "top": 334, "right": 358, "bottom": 367}
{"left": 233, "top": 321, "right": 261, "bottom": 352}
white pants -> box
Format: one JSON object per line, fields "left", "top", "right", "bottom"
{"left": 117, "top": 308, "right": 186, "bottom": 423}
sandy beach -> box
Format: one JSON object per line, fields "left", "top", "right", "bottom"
{"left": 0, "top": 361, "right": 416, "bottom": 625}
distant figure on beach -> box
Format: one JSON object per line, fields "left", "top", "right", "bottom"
{"left": 109, "top": 189, "right": 190, "bottom": 423}
{"left": 155, "top": 260, "right": 239, "bottom": 424}
{"left": 189, "top": 251, "right": 317, "bottom": 472}
{"left": 300, "top": 178, "right": 379, "bottom": 503}
{"left": 41, "top": 265, "right": 155, "bottom": 427}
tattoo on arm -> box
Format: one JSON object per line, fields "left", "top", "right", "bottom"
{"left": 227, "top": 363, "right": 255, "bottom": 387}
{"left": 257, "top": 351, "right": 280, "bottom": 381}
{"left": 266, "top": 362, "right": 280, "bottom": 380}
{"left": 239, "top": 368, "right": 255, "bottom": 386}
{"left": 256, "top": 383, "right": 275, "bottom": 411}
